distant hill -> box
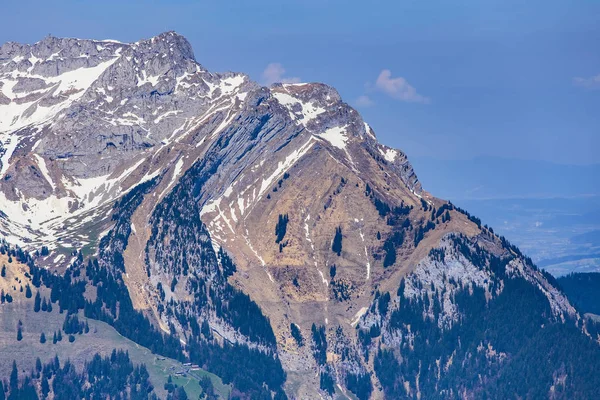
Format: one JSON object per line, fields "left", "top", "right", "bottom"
{"left": 557, "top": 272, "right": 600, "bottom": 315}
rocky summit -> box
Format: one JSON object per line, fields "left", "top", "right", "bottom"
{"left": 0, "top": 32, "right": 599, "bottom": 400}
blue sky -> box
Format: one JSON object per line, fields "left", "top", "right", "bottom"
{"left": 2, "top": 0, "right": 599, "bottom": 165}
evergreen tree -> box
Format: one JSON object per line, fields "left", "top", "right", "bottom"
{"left": 57, "top": 330, "right": 62, "bottom": 342}
{"left": 311, "top": 324, "right": 327, "bottom": 365}
{"left": 275, "top": 214, "right": 289, "bottom": 243}
{"left": 16, "top": 326, "right": 22, "bottom": 341}
{"left": 169, "top": 386, "right": 188, "bottom": 400}
{"left": 34, "top": 292, "right": 41, "bottom": 312}
{"left": 39, "top": 332, "right": 46, "bottom": 344}
{"left": 4, "top": 350, "right": 156, "bottom": 399}
{"left": 383, "top": 242, "right": 396, "bottom": 268}
{"left": 41, "top": 298, "right": 47, "bottom": 312}
{"left": 329, "top": 265, "right": 336, "bottom": 280}
{"left": 199, "top": 376, "right": 216, "bottom": 400}
{"left": 52, "top": 332, "right": 57, "bottom": 345}
{"left": 40, "top": 374, "right": 49, "bottom": 398}
{"left": 25, "top": 284, "right": 32, "bottom": 298}
{"left": 201, "top": 319, "right": 211, "bottom": 340}
{"left": 9, "top": 361, "right": 17, "bottom": 393}
{"left": 332, "top": 226, "right": 343, "bottom": 256}
{"left": 164, "top": 375, "right": 175, "bottom": 393}
{"left": 320, "top": 371, "right": 335, "bottom": 395}
{"left": 0, "top": 264, "right": 5, "bottom": 277}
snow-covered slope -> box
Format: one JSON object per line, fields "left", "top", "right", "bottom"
{"left": 0, "top": 32, "right": 255, "bottom": 255}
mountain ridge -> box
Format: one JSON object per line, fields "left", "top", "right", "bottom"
{"left": 0, "top": 32, "right": 599, "bottom": 399}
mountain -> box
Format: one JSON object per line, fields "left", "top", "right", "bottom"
{"left": 410, "top": 156, "right": 600, "bottom": 276}
{"left": 1, "top": 32, "right": 600, "bottom": 399}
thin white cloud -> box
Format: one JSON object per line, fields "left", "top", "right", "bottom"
{"left": 354, "top": 95, "right": 374, "bottom": 107}
{"left": 374, "top": 69, "right": 430, "bottom": 104}
{"left": 262, "top": 63, "right": 301, "bottom": 86}
{"left": 573, "top": 73, "right": 600, "bottom": 89}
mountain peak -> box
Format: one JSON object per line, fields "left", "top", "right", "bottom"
{"left": 133, "top": 30, "right": 195, "bottom": 62}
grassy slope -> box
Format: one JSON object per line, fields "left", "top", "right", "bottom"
{"left": 0, "top": 258, "right": 230, "bottom": 399}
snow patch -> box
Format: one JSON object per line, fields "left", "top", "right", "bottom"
{"left": 273, "top": 91, "right": 326, "bottom": 125}
{"left": 316, "top": 125, "right": 349, "bottom": 149}
{"left": 379, "top": 146, "right": 398, "bottom": 163}
{"left": 33, "top": 154, "right": 54, "bottom": 190}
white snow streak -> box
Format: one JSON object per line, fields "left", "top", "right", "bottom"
{"left": 316, "top": 125, "right": 349, "bottom": 149}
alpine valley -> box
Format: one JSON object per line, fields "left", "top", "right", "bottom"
{"left": 0, "top": 32, "right": 599, "bottom": 400}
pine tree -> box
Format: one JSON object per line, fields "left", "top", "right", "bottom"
{"left": 1, "top": 264, "right": 5, "bottom": 277}
{"left": 0, "top": 380, "right": 5, "bottom": 400}
{"left": 290, "top": 323, "right": 304, "bottom": 347}
{"left": 34, "top": 291, "right": 41, "bottom": 312}
{"left": 41, "top": 374, "right": 49, "bottom": 398}
{"left": 40, "top": 332, "right": 46, "bottom": 344}
{"left": 57, "top": 330, "right": 62, "bottom": 342}
{"left": 201, "top": 319, "right": 211, "bottom": 340}
{"left": 35, "top": 358, "right": 42, "bottom": 373}
{"left": 275, "top": 214, "right": 289, "bottom": 243}
{"left": 25, "top": 284, "right": 32, "bottom": 298}
{"left": 332, "top": 226, "right": 343, "bottom": 256}
{"left": 52, "top": 332, "right": 57, "bottom": 344}
{"left": 17, "top": 326, "right": 22, "bottom": 341}
{"left": 172, "top": 386, "right": 188, "bottom": 400}
{"left": 9, "top": 361, "right": 18, "bottom": 392}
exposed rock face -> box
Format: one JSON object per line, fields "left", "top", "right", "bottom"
{"left": 0, "top": 33, "right": 583, "bottom": 399}
{"left": 0, "top": 31, "right": 255, "bottom": 251}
